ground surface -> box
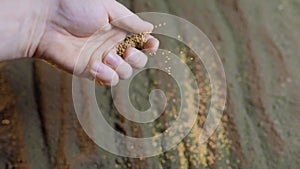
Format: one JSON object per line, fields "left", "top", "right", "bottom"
{"left": 0, "top": 0, "right": 300, "bottom": 169}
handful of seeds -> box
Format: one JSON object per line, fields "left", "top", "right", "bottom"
{"left": 117, "top": 33, "right": 147, "bottom": 57}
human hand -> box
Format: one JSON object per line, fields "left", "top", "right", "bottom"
{"left": 34, "top": 0, "right": 159, "bottom": 86}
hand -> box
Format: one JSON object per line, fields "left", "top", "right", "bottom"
{"left": 35, "top": 0, "right": 159, "bottom": 86}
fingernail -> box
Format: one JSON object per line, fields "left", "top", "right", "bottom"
{"left": 127, "top": 53, "right": 140, "bottom": 63}
{"left": 145, "top": 38, "right": 159, "bottom": 52}
{"left": 91, "top": 61, "right": 104, "bottom": 75}
{"left": 106, "top": 53, "right": 122, "bottom": 67}
{"left": 144, "top": 22, "right": 154, "bottom": 31}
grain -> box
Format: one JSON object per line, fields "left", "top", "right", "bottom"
{"left": 116, "top": 33, "right": 147, "bottom": 57}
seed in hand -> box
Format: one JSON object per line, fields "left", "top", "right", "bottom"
{"left": 117, "top": 33, "right": 147, "bottom": 57}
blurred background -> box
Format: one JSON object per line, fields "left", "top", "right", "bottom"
{"left": 0, "top": 0, "right": 300, "bottom": 168}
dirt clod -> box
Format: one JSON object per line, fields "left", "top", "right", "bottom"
{"left": 1, "top": 119, "right": 10, "bottom": 125}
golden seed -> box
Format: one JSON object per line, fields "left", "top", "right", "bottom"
{"left": 116, "top": 33, "right": 147, "bottom": 57}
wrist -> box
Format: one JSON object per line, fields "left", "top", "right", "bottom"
{"left": 0, "top": 0, "right": 51, "bottom": 60}
{"left": 23, "top": 0, "right": 53, "bottom": 58}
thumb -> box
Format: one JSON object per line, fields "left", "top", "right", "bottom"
{"left": 105, "top": 1, "right": 153, "bottom": 33}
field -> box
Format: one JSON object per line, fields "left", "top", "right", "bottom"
{"left": 0, "top": 0, "right": 300, "bottom": 168}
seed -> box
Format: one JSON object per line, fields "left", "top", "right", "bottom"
{"left": 116, "top": 33, "right": 147, "bottom": 57}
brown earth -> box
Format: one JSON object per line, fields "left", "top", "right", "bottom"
{"left": 0, "top": 0, "right": 300, "bottom": 169}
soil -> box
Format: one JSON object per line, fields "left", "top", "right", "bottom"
{"left": 0, "top": 0, "right": 299, "bottom": 169}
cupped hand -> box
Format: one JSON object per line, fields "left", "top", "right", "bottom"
{"left": 35, "top": 0, "right": 159, "bottom": 86}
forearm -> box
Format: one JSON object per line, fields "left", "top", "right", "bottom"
{"left": 0, "top": 0, "right": 49, "bottom": 61}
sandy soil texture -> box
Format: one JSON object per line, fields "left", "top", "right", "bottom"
{"left": 0, "top": 0, "right": 299, "bottom": 168}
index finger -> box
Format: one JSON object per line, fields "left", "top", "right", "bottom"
{"left": 104, "top": 0, "right": 153, "bottom": 33}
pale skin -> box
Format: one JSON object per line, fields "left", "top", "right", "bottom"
{"left": 0, "top": 0, "right": 159, "bottom": 86}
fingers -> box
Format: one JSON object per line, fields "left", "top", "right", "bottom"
{"left": 123, "top": 47, "right": 148, "bottom": 69}
{"left": 88, "top": 32, "right": 157, "bottom": 86}
{"left": 122, "top": 35, "right": 159, "bottom": 69}
{"left": 100, "top": 35, "right": 159, "bottom": 80}
{"left": 104, "top": 0, "right": 153, "bottom": 33}
{"left": 103, "top": 51, "right": 133, "bottom": 79}
{"left": 144, "top": 35, "right": 159, "bottom": 52}
{"left": 90, "top": 60, "right": 119, "bottom": 86}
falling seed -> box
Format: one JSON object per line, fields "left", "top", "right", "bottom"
{"left": 163, "top": 22, "right": 167, "bottom": 26}
{"left": 154, "top": 25, "right": 158, "bottom": 28}
{"left": 158, "top": 23, "right": 162, "bottom": 27}
{"left": 177, "top": 35, "right": 181, "bottom": 39}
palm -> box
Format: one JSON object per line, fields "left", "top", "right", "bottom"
{"left": 36, "top": 0, "right": 158, "bottom": 86}
{"left": 53, "top": 0, "right": 109, "bottom": 37}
